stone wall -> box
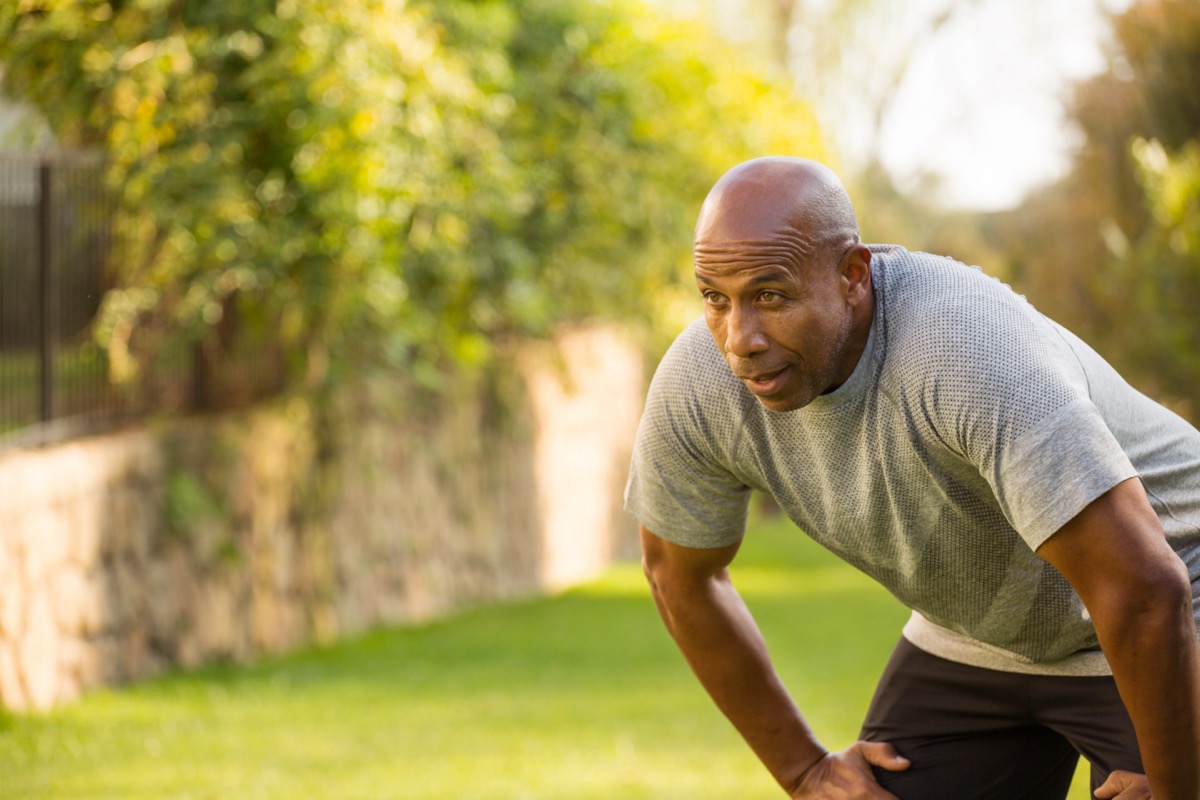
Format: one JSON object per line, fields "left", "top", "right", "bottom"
{"left": 0, "top": 325, "right": 644, "bottom": 711}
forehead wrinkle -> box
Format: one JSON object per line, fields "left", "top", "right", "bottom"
{"left": 694, "top": 229, "right": 814, "bottom": 278}
{"left": 694, "top": 265, "right": 793, "bottom": 289}
{"left": 693, "top": 247, "right": 802, "bottom": 276}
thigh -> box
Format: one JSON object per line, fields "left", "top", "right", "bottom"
{"left": 872, "top": 727, "right": 1078, "bottom": 800}
{"left": 860, "top": 638, "right": 1030, "bottom": 742}
{"left": 859, "top": 638, "right": 1079, "bottom": 800}
{"left": 1029, "top": 673, "right": 1143, "bottom": 792}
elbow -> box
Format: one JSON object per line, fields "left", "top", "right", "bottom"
{"left": 641, "top": 552, "right": 659, "bottom": 593}
{"left": 1136, "top": 555, "right": 1192, "bottom": 618}
{"left": 640, "top": 524, "right": 668, "bottom": 587}
{"left": 1094, "top": 555, "right": 1194, "bottom": 646}
{"left": 641, "top": 533, "right": 671, "bottom": 602}
{"left": 1160, "top": 555, "right": 1193, "bottom": 608}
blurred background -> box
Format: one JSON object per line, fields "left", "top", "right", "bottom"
{"left": 0, "top": 0, "right": 1196, "bottom": 797}
{"left": 5, "top": 0, "right": 1195, "bottom": 437}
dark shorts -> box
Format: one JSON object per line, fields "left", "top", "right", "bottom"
{"left": 858, "top": 638, "right": 1143, "bottom": 800}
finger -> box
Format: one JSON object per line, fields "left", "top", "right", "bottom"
{"left": 1094, "top": 786, "right": 1148, "bottom": 800}
{"left": 1093, "top": 771, "right": 1142, "bottom": 800}
{"left": 856, "top": 741, "right": 912, "bottom": 772}
{"left": 793, "top": 750, "right": 903, "bottom": 800}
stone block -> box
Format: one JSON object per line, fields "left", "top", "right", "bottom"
{"left": 50, "top": 565, "right": 92, "bottom": 636}
{"left": 124, "top": 485, "right": 158, "bottom": 562}
{"left": 118, "top": 620, "right": 150, "bottom": 682}
{"left": 117, "top": 432, "right": 164, "bottom": 483}
{"left": 93, "top": 635, "right": 122, "bottom": 685}
{"left": 196, "top": 576, "right": 237, "bottom": 658}
{"left": 0, "top": 452, "right": 48, "bottom": 515}
{"left": 187, "top": 518, "right": 227, "bottom": 567}
{"left": 270, "top": 528, "right": 297, "bottom": 593}
{"left": 68, "top": 491, "right": 106, "bottom": 570}
{"left": 18, "top": 590, "right": 61, "bottom": 710}
{"left": 95, "top": 568, "right": 124, "bottom": 634}
{"left": 0, "top": 554, "right": 23, "bottom": 639}
{"left": 107, "top": 488, "right": 137, "bottom": 557}
{"left": 274, "top": 600, "right": 305, "bottom": 652}
{"left": 68, "top": 637, "right": 105, "bottom": 691}
{"left": 56, "top": 637, "right": 87, "bottom": 703}
{"left": 48, "top": 444, "right": 94, "bottom": 505}
{"left": 112, "top": 557, "right": 146, "bottom": 631}
{"left": 0, "top": 639, "right": 26, "bottom": 711}
{"left": 176, "top": 625, "right": 203, "bottom": 670}
{"left": 18, "top": 509, "right": 70, "bottom": 585}
{"left": 143, "top": 557, "right": 180, "bottom": 644}
{"left": 251, "top": 588, "right": 280, "bottom": 653}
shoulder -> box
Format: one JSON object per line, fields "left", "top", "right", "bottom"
{"left": 873, "top": 246, "right": 1029, "bottom": 334}
{"left": 871, "top": 247, "right": 1095, "bottom": 446}
{"left": 872, "top": 246, "right": 1062, "bottom": 379}
{"left": 627, "top": 320, "right": 757, "bottom": 547}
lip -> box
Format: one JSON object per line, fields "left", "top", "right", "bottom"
{"left": 738, "top": 366, "right": 789, "bottom": 396}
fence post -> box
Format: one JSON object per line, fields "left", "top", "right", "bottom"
{"left": 38, "top": 159, "right": 55, "bottom": 425}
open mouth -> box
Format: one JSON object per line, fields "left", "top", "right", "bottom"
{"left": 741, "top": 367, "right": 788, "bottom": 394}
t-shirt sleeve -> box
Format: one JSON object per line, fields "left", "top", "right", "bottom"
{"left": 995, "top": 398, "right": 1137, "bottom": 549}
{"left": 914, "top": 292, "right": 1137, "bottom": 551}
{"left": 623, "top": 325, "right": 752, "bottom": 549}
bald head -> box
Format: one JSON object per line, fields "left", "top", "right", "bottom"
{"left": 690, "top": 158, "right": 874, "bottom": 411}
{"left": 694, "top": 157, "right": 860, "bottom": 272}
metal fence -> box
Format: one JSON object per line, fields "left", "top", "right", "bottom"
{"left": 0, "top": 151, "right": 284, "bottom": 450}
{"left": 0, "top": 150, "right": 120, "bottom": 446}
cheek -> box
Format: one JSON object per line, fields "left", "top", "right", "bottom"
{"left": 703, "top": 315, "right": 727, "bottom": 352}
{"left": 769, "top": 311, "right": 819, "bottom": 352}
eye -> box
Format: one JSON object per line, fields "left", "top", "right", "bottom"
{"left": 757, "top": 290, "right": 783, "bottom": 303}
{"left": 701, "top": 290, "right": 725, "bottom": 304}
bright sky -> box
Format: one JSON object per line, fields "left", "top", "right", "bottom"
{"left": 649, "top": 0, "right": 1135, "bottom": 211}
{"left": 870, "top": 0, "right": 1135, "bottom": 210}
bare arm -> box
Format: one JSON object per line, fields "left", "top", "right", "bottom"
{"left": 640, "top": 525, "right": 908, "bottom": 798}
{"left": 1037, "top": 478, "right": 1200, "bottom": 800}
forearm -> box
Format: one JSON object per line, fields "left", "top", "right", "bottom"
{"left": 1095, "top": 572, "right": 1200, "bottom": 799}
{"left": 648, "top": 570, "right": 826, "bottom": 794}
{"left": 1037, "top": 479, "right": 1200, "bottom": 798}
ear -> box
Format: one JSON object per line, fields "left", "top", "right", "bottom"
{"left": 839, "top": 244, "right": 872, "bottom": 306}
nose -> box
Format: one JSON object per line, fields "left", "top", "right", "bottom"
{"left": 725, "top": 304, "right": 769, "bottom": 359}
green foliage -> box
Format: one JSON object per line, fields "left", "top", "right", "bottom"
{"left": 985, "top": 0, "right": 1200, "bottom": 413}
{"left": 164, "top": 468, "right": 226, "bottom": 538}
{"left": 0, "top": 0, "right": 824, "bottom": 386}
{"left": 1111, "top": 138, "right": 1200, "bottom": 412}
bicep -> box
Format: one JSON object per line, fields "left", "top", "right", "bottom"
{"left": 1036, "top": 477, "right": 1187, "bottom": 607}
{"left": 641, "top": 524, "right": 741, "bottom": 585}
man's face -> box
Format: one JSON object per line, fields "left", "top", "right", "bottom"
{"left": 694, "top": 243, "right": 858, "bottom": 413}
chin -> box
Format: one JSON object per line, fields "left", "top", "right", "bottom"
{"left": 755, "top": 393, "right": 810, "bottom": 413}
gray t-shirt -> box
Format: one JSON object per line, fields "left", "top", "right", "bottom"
{"left": 625, "top": 245, "right": 1200, "bottom": 676}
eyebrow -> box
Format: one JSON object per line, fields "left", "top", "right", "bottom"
{"left": 744, "top": 270, "right": 791, "bottom": 286}
{"left": 694, "top": 267, "right": 793, "bottom": 287}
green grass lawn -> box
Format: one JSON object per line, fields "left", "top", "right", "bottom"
{"left": 0, "top": 513, "right": 1092, "bottom": 799}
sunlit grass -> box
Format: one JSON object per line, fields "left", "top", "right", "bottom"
{"left": 0, "top": 513, "right": 1091, "bottom": 798}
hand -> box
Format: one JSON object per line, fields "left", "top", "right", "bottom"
{"left": 789, "top": 741, "right": 911, "bottom": 799}
{"left": 1094, "top": 770, "right": 1151, "bottom": 800}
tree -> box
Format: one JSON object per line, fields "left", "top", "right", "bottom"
{"left": 987, "top": 0, "right": 1200, "bottom": 412}
{"left": 0, "top": 0, "right": 826, "bottom": 389}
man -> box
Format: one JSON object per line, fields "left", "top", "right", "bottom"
{"left": 625, "top": 156, "right": 1200, "bottom": 799}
